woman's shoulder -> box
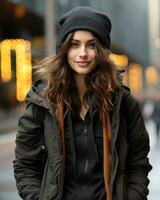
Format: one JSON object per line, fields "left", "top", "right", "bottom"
{"left": 120, "top": 85, "right": 139, "bottom": 104}
{"left": 119, "top": 86, "right": 141, "bottom": 117}
{"left": 25, "top": 79, "right": 50, "bottom": 109}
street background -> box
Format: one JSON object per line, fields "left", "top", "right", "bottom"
{"left": 0, "top": 0, "right": 160, "bottom": 199}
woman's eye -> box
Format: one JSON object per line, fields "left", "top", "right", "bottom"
{"left": 87, "top": 43, "right": 96, "bottom": 49}
{"left": 70, "top": 42, "right": 78, "bottom": 48}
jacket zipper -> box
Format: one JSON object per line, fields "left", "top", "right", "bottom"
{"left": 84, "top": 124, "right": 88, "bottom": 174}
{"left": 84, "top": 159, "right": 88, "bottom": 173}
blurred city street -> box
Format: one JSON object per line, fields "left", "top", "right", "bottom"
{"left": 0, "top": 131, "right": 21, "bottom": 200}
{"left": 146, "top": 120, "right": 160, "bottom": 200}
{"left": 0, "top": 106, "right": 23, "bottom": 200}
{"left": 0, "top": 117, "right": 159, "bottom": 200}
{"left": 0, "top": 0, "right": 160, "bottom": 200}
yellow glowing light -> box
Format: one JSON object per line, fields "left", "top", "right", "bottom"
{"left": 129, "top": 63, "right": 143, "bottom": 93}
{"left": 14, "top": 5, "right": 26, "bottom": 19}
{"left": 0, "top": 40, "right": 12, "bottom": 82}
{"left": 15, "top": 41, "right": 32, "bottom": 102}
{"left": 0, "top": 39, "right": 32, "bottom": 102}
{"left": 145, "top": 66, "right": 158, "bottom": 86}
{"left": 155, "top": 38, "right": 160, "bottom": 49}
{"left": 110, "top": 53, "right": 128, "bottom": 68}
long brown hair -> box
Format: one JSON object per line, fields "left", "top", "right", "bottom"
{"left": 34, "top": 32, "right": 120, "bottom": 115}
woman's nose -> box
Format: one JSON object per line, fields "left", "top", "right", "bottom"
{"left": 79, "top": 46, "right": 87, "bottom": 57}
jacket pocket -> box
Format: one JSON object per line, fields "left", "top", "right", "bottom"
{"left": 39, "top": 158, "right": 58, "bottom": 200}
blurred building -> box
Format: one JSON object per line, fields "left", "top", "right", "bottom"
{"left": 0, "top": 0, "right": 160, "bottom": 109}
{"left": 1, "top": 0, "right": 158, "bottom": 65}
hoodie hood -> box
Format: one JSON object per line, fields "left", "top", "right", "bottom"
{"left": 25, "top": 80, "right": 50, "bottom": 110}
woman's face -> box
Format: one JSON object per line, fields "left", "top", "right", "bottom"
{"left": 67, "top": 30, "right": 97, "bottom": 76}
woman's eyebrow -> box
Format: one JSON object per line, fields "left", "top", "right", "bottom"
{"left": 72, "top": 39, "right": 95, "bottom": 42}
{"left": 87, "top": 39, "right": 95, "bottom": 42}
{"left": 71, "top": 39, "right": 80, "bottom": 42}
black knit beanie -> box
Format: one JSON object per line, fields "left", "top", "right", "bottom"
{"left": 56, "top": 6, "right": 112, "bottom": 51}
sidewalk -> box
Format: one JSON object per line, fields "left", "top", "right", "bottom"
{"left": 0, "top": 131, "right": 21, "bottom": 200}
{"left": 146, "top": 120, "right": 160, "bottom": 200}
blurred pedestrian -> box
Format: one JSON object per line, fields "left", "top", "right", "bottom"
{"left": 13, "top": 6, "right": 152, "bottom": 200}
{"left": 142, "top": 99, "right": 154, "bottom": 121}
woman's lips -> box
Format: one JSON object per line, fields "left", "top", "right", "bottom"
{"left": 76, "top": 61, "right": 91, "bottom": 67}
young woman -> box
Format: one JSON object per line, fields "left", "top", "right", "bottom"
{"left": 13, "top": 6, "right": 152, "bottom": 200}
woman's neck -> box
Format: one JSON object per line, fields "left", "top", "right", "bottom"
{"left": 74, "top": 74, "right": 89, "bottom": 120}
{"left": 74, "top": 74, "right": 87, "bottom": 101}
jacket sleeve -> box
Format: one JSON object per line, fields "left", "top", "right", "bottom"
{"left": 124, "top": 94, "right": 152, "bottom": 200}
{"left": 13, "top": 104, "right": 46, "bottom": 200}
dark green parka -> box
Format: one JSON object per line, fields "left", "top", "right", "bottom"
{"left": 13, "top": 82, "right": 152, "bottom": 200}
